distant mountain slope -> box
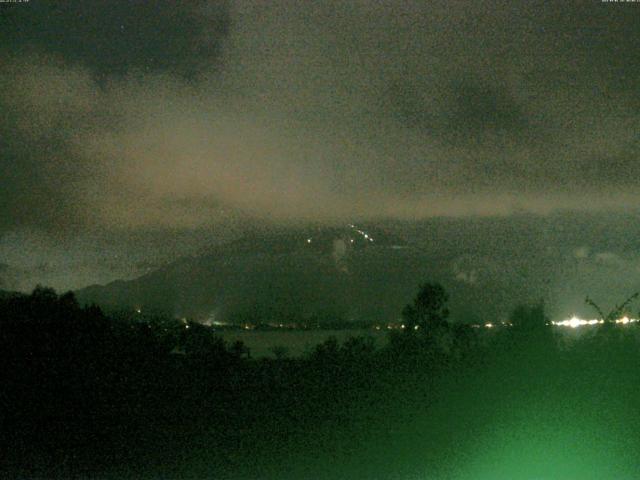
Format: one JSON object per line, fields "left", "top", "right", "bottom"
{"left": 75, "top": 214, "right": 640, "bottom": 324}
{"left": 75, "top": 225, "right": 433, "bottom": 324}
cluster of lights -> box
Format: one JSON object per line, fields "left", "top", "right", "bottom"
{"left": 552, "top": 316, "right": 638, "bottom": 328}
{"left": 377, "top": 323, "right": 420, "bottom": 330}
{"left": 470, "top": 322, "right": 511, "bottom": 329}
{"left": 306, "top": 225, "right": 375, "bottom": 246}
{"left": 348, "top": 224, "right": 374, "bottom": 243}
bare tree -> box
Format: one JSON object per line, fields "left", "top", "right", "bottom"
{"left": 585, "top": 292, "right": 639, "bottom": 323}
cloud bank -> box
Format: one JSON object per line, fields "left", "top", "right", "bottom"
{"left": 2, "top": 0, "right": 640, "bottom": 233}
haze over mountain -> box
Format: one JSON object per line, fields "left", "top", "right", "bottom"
{"left": 76, "top": 212, "right": 640, "bottom": 324}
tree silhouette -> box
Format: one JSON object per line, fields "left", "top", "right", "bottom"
{"left": 270, "top": 345, "right": 289, "bottom": 360}
{"left": 509, "top": 302, "right": 548, "bottom": 332}
{"left": 585, "top": 292, "right": 638, "bottom": 324}
{"left": 230, "top": 339, "right": 250, "bottom": 359}
{"left": 402, "top": 282, "right": 450, "bottom": 332}
{"left": 182, "top": 322, "right": 229, "bottom": 359}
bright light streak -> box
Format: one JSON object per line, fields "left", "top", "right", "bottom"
{"left": 569, "top": 317, "right": 583, "bottom": 328}
{"left": 552, "top": 316, "right": 593, "bottom": 328}
{"left": 552, "top": 316, "right": 637, "bottom": 328}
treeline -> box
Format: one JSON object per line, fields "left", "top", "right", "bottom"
{"left": 2, "top": 284, "right": 640, "bottom": 479}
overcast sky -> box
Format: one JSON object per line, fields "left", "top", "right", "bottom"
{"left": 3, "top": 0, "right": 640, "bottom": 229}
{"left": 1, "top": 1, "right": 640, "bottom": 294}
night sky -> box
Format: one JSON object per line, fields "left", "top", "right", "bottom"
{"left": 1, "top": 1, "right": 640, "bottom": 304}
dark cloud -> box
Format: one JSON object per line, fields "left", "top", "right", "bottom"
{"left": 0, "top": 1, "right": 231, "bottom": 232}
{"left": 0, "top": 1, "right": 229, "bottom": 79}
{"left": 2, "top": 0, "right": 640, "bottom": 293}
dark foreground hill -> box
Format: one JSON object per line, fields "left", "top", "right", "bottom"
{"left": 0, "top": 289, "right": 19, "bottom": 300}
{"left": 4, "top": 287, "right": 640, "bottom": 479}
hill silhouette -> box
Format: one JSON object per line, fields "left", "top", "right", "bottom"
{"left": 75, "top": 225, "right": 428, "bottom": 324}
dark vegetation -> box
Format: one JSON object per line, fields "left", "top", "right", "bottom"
{"left": 3, "top": 285, "right": 640, "bottom": 479}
